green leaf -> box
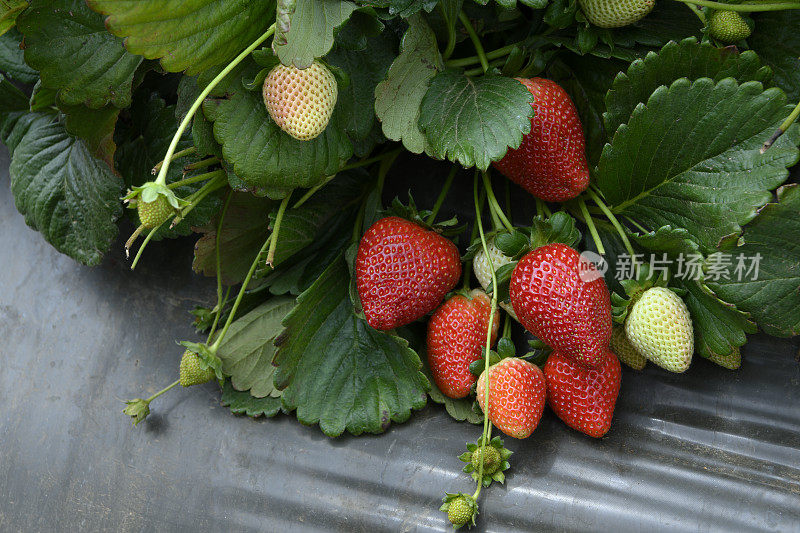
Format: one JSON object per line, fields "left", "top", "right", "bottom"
{"left": 17, "top": 0, "right": 142, "bottom": 108}
{"left": 59, "top": 102, "right": 120, "bottom": 168}
{"left": 374, "top": 13, "right": 442, "bottom": 154}
{"left": 273, "top": 0, "right": 357, "bottom": 69}
{"left": 674, "top": 278, "right": 755, "bottom": 362}
{"left": 9, "top": 114, "right": 124, "bottom": 265}
{"left": 604, "top": 38, "right": 772, "bottom": 138}
{"left": 598, "top": 78, "right": 800, "bottom": 254}
{"left": 365, "top": 0, "right": 438, "bottom": 17}
{"left": 630, "top": 225, "right": 702, "bottom": 264}
{"left": 749, "top": 12, "right": 800, "bottom": 101}
{"left": 274, "top": 257, "right": 429, "bottom": 437}
{"left": 216, "top": 297, "right": 296, "bottom": 398}
{"left": 327, "top": 31, "right": 396, "bottom": 142}
{"left": 0, "top": 73, "right": 27, "bottom": 113}
{"left": 220, "top": 380, "right": 282, "bottom": 418}
{"left": 708, "top": 185, "right": 800, "bottom": 337}
{"left": 529, "top": 211, "right": 581, "bottom": 249}
{"left": 87, "top": 0, "right": 275, "bottom": 75}
{"left": 206, "top": 84, "right": 353, "bottom": 199}
{"left": 0, "top": 27, "right": 38, "bottom": 83}
{"left": 192, "top": 192, "right": 274, "bottom": 285}
{"left": 419, "top": 71, "right": 533, "bottom": 170}
{"left": 0, "top": 0, "right": 27, "bottom": 36}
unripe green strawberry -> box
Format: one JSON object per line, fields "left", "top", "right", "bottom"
{"left": 137, "top": 195, "right": 174, "bottom": 229}
{"left": 625, "top": 287, "right": 694, "bottom": 373}
{"left": 179, "top": 350, "right": 215, "bottom": 387}
{"left": 447, "top": 495, "right": 476, "bottom": 528}
{"left": 707, "top": 346, "right": 741, "bottom": 370}
{"left": 709, "top": 11, "right": 752, "bottom": 43}
{"left": 579, "top": 0, "right": 655, "bottom": 28}
{"left": 610, "top": 326, "right": 646, "bottom": 370}
{"left": 470, "top": 445, "right": 502, "bottom": 475}
{"left": 263, "top": 60, "right": 338, "bottom": 141}
{"left": 473, "top": 242, "right": 513, "bottom": 292}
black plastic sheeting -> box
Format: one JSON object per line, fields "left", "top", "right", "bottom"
{"left": 1, "top": 145, "right": 800, "bottom": 532}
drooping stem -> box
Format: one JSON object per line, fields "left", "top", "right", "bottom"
{"left": 170, "top": 174, "right": 228, "bottom": 228}
{"left": 472, "top": 171, "right": 497, "bottom": 501}
{"left": 152, "top": 147, "right": 196, "bottom": 174}
{"left": 762, "top": 99, "right": 800, "bottom": 153}
{"left": 482, "top": 171, "right": 514, "bottom": 233}
{"left": 154, "top": 24, "right": 276, "bottom": 186}
{"left": 266, "top": 195, "right": 291, "bottom": 266}
{"left": 130, "top": 226, "right": 159, "bottom": 270}
{"left": 184, "top": 157, "right": 220, "bottom": 172}
{"left": 210, "top": 233, "right": 274, "bottom": 352}
{"left": 438, "top": 4, "right": 457, "bottom": 60}
{"left": 207, "top": 286, "right": 231, "bottom": 341}
{"left": 208, "top": 191, "right": 233, "bottom": 341}
{"left": 672, "top": 0, "right": 800, "bottom": 11}
{"left": 577, "top": 197, "right": 605, "bottom": 255}
{"left": 167, "top": 169, "right": 225, "bottom": 190}
{"left": 426, "top": 165, "right": 458, "bottom": 225}
{"left": 587, "top": 188, "right": 635, "bottom": 258}
{"left": 624, "top": 216, "right": 649, "bottom": 234}
{"left": 458, "top": 12, "right": 489, "bottom": 73}
{"left": 145, "top": 380, "right": 180, "bottom": 403}
{"left": 446, "top": 42, "right": 522, "bottom": 68}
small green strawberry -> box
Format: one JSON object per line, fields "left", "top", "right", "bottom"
{"left": 137, "top": 194, "right": 175, "bottom": 229}
{"left": 459, "top": 436, "right": 512, "bottom": 486}
{"left": 263, "top": 60, "right": 338, "bottom": 141}
{"left": 610, "top": 326, "right": 646, "bottom": 370}
{"left": 179, "top": 349, "right": 215, "bottom": 387}
{"left": 440, "top": 493, "right": 478, "bottom": 529}
{"left": 473, "top": 241, "right": 513, "bottom": 292}
{"left": 625, "top": 287, "right": 694, "bottom": 373}
{"left": 579, "top": 0, "right": 655, "bottom": 28}
{"left": 707, "top": 346, "right": 742, "bottom": 370}
{"left": 709, "top": 11, "right": 752, "bottom": 43}
{"left": 123, "top": 398, "right": 150, "bottom": 425}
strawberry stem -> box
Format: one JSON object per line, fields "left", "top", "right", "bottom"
{"left": 481, "top": 171, "right": 514, "bottom": 233}
{"left": 762, "top": 99, "right": 800, "bottom": 153}
{"left": 154, "top": 24, "right": 276, "bottom": 187}
{"left": 473, "top": 171, "right": 498, "bottom": 501}
{"left": 577, "top": 197, "right": 606, "bottom": 255}
{"left": 152, "top": 146, "right": 196, "bottom": 175}
{"left": 536, "top": 198, "right": 551, "bottom": 218}
{"left": 587, "top": 188, "right": 635, "bottom": 259}
{"left": 145, "top": 380, "right": 180, "bottom": 403}
{"left": 458, "top": 12, "right": 489, "bottom": 73}
{"left": 685, "top": 2, "right": 707, "bottom": 23}
{"left": 426, "top": 165, "right": 458, "bottom": 225}
{"left": 167, "top": 169, "right": 225, "bottom": 190}
{"left": 624, "top": 215, "right": 649, "bottom": 234}
{"left": 446, "top": 42, "right": 521, "bottom": 68}
{"left": 184, "top": 157, "right": 220, "bottom": 172}
{"left": 171, "top": 174, "right": 228, "bottom": 228}
{"left": 437, "top": 4, "right": 457, "bottom": 60}
{"left": 207, "top": 191, "right": 234, "bottom": 341}
{"left": 266, "top": 195, "right": 291, "bottom": 267}
{"left": 673, "top": 0, "right": 800, "bottom": 11}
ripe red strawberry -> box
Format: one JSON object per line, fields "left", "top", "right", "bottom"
{"left": 493, "top": 78, "right": 590, "bottom": 202}
{"left": 356, "top": 216, "right": 462, "bottom": 331}
{"left": 427, "top": 289, "right": 499, "bottom": 399}
{"left": 544, "top": 349, "right": 621, "bottom": 438}
{"left": 476, "top": 358, "right": 547, "bottom": 439}
{"left": 509, "top": 243, "right": 612, "bottom": 367}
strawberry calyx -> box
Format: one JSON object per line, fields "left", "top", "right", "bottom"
{"left": 440, "top": 493, "right": 479, "bottom": 529}
{"left": 458, "top": 435, "right": 513, "bottom": 487}
{"left": 124, "top": 181, "right": 184, "bottom": 210}
{"left": 382, "top": 196, "right": 465, "bottom": 237}
{"left": 178, "top": 341, "right": 224, "bottom": 382}
{"left": 610, "top": 263, "right": 669, "bottom": 323}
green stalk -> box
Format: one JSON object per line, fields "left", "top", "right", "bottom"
{"left": 482, "top": 171, "right": 514, "bottom": 233}
{"left": 152, "top": 147, "right": 196, "bottom": 174}
{"left": 686, "top": 2, "right": 707, "bottom": 23}
{"left": 446, "top": 42, "right": 521, "bottom": 68}
{"left": 673, "top": 0, "right": 800, "bottom": 10}
{"left": 762, "top": 99, "right": 800, "bottom": 153}
{"left": 167, "top": 169, "right": 225, "bottom": 190}
{"left": 170, "top": 174, "right": 228, "bottom": 227}
{"left": 577, "top": 197, "right": 605, "bottom": 255}
{"left": 458, "top": 12, "right": 489, "bottom": 73}
{"left": 464, "top": 58, "right": 506, "bottom": 77}
{"left": 587, "top": 188, "right": 635, "bottom": 258}
{"left": 146, "top": 380, "right": 180, "bottom": 403}
{"left": 266, "top": 195, "right": 291, "bottom": 266}
{"left": 472, "top": 172, "right": 497, "bottom": 501}
{"left": 154, "top": 24, "right": 276, "bottom": 186}
{"left": 438, "top": 4, "right": 457, "bottom": 60}
{"left": 625, "top": 216, "right": 649, "bottom": 234}
{"left": 426, "top": 165, "right": 458, "bottom": 225}
{"left": 208, "top": 191, "right": 233, "bottom": 342}
{"left": 184, "top": 157, "right": 220, "bottom": 172}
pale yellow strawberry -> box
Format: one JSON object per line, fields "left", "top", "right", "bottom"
{"left": 262, "top": 61, "right": 338, "bottom": 141}
{"left": 625, "top": 287, "right": 693, "bottom": 373}
{"left": 473, "top": 241, "right": 513, "bottom": 292}
{"left": 579, "top": 0, "right": 656, "bottom": 28}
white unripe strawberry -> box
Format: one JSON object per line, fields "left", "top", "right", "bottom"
{"left": 579, "top": 0, "right": 656, "bottom": 28}
{"left": 625, "top": 287, "right": 694, "bottom": 373}
{"left": 262, "top": 60, "right": 338, "bottom": 141}
{"left": 473, "top": 242, "right": 513, "bottom": 292}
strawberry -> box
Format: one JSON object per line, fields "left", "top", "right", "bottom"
{"left": 356, "top": 216, "right": 462, "bottom": 331}
{"left": 709, "top": 11, "right": 752, "bottom": 43}
{"left": 263, "top": 60, "right": 338, "bottom": 141}
{"left": 610, "top": 326, "right": 646, "bottom": 370}
{"left": 579, "top": 0, "right": 656, "bottom": 28}
{"left": 441, "top": 493, "right": 478, "bottom": 529}
{"left": 544, "top": 349, "right": 621, "bottom": 438}
{"left": 476, "top": 358, "right": 547, "bottom": 439}
{"left": 427, "top": 289, "right": 499, "bottom": 399}
{"left": 179, "top": 349, "right": 215, "bottom": 387}
{"left": 137, "top": 194, "right": 174, "bottom": 229}
{"left": 509, "top": 243, "right": 612, "bottom": 367}
{"left": 492, "top": 78, "right": 590, "bottom": 202}
{"left": 625, "top": 287, "right": 694, "bottom": 373}
{"left": 472, "top": 241, "right": 513, "bottom": 292}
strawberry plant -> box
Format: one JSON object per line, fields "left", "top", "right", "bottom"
{"left": 1, "top": 0, "right": 800, "bottom": 528}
